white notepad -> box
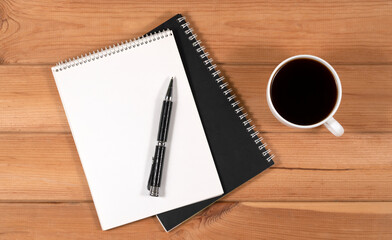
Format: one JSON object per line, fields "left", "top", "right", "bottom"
{"left": 51, "top": 29, "right": 223, "bottom": 230}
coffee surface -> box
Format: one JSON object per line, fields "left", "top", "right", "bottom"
{"left": 271, "top": 59, "right": 337, "bottom": 125}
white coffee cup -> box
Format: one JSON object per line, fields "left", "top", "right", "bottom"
{"left": 266, "top": 55, "right": 344, "bottom": 137}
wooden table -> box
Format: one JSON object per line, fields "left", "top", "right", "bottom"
{"left": 1, "top": 0, "right": 391, "bottom": 239}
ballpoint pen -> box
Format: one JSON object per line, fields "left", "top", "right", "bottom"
{"left": 147, "top": 78, "right": 174, "bottom": 197}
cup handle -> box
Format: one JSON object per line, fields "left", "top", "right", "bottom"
{"left": 324, "top": 117, "right": 344, "bottom": 137}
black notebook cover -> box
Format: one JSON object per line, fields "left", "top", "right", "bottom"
{"left": 146, "top": 14, "right": 275, "bottom": 231}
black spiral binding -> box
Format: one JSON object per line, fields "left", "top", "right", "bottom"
{"left": 176, "top": 16, "right": 274, "bottom": 162}
{"left": 52, "top": 30, "right": 173, "bottom": 72}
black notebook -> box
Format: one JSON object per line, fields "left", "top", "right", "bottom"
{"left": 146, "top": 14, "right": 275, "bottom": 231}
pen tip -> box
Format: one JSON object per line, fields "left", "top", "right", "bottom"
{"left": 166, "top": 78, "right": 173, "bottom": 98}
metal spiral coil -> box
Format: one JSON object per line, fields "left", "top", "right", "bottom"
{"left": 177, "top": 16, "right": 274, "bottom": 163}
{"left": 52, "top": 29, "right": 173, "bottom": 72}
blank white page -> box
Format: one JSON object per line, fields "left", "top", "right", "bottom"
{"left": 52, "top": 30, "right": 223, "bottom": 230}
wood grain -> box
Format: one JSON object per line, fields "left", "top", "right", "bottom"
{"left": 1, "top": 132, "right": 391, "bottom": 202}
{"left": 0, "top": 65, "right": 391, "bottom": 133}
{"left": 1, "top": 0, "right": 391, "bottom": 237}
{"left": 0, "top": 0, "right": 391, "bottom": 65}
{"left": 0, "top": 202, "right": 391, "bottom": 239}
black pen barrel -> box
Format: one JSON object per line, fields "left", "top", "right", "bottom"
{"left": 148, "top": 79, "right": 174, "bottom": 197}
{"left": 150, "top": 145, "right": 165, "bottom": 196}
{"left": 157, "top": 100, "right": 173, "bottom": 142}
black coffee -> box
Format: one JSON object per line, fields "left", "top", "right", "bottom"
{"left": 271, "top": 59, "right": 337, "bottom": 125}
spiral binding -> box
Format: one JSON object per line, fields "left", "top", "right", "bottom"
{"left": 177, "top": 16, "right": 274, "bottom": 163}
{"left": 52, "top": 29, "right": 173, "bottom": 72}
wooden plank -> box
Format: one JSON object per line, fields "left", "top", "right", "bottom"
{"left": 0, "top": 202, "right": 391, "bottom": 239}
{"left": 0, "top": 0, "right": 391, "bottom": 65}
{"left": 0, "top": 66, "right": 68, "bottom": 132}
{"left": 227, "top": 64, "right": 392, "bottom": 133}
{"left": 0, "top": 132, "right": 391, "bottom": 201}
{"left": 0, "top": 65, "right": 391, "bottom": 133}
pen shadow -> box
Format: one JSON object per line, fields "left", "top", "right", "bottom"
{"left": 142, "top": 77, "right": 177, "bottom": 197}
